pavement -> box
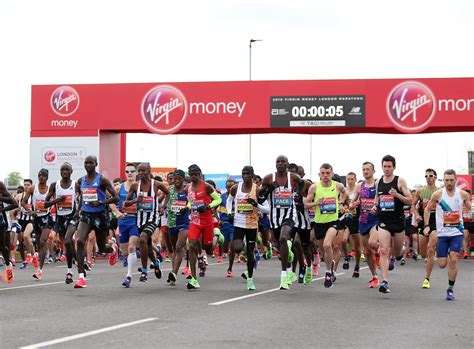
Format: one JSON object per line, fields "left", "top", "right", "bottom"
{"left": 0, "top": 256, "right": 472, "bottom": 348}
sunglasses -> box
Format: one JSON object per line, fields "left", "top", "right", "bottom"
{"left": 125, "top": 169, "right": 137, "bottom": 174}
{"left": 425, "top": 175, "right": 435, "bottom": 178}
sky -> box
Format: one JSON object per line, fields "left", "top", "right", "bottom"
{"left": 0, "top": 0, "right": 473, "bottom": 186}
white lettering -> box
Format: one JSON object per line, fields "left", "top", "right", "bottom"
{"left": 391, "top": 88, "right": 430, "bottom": 122}
{"left": 146, "top": 92, "right": 183, "bottom": 125}
{"left": 53, "top": 90, "right": 77, "bottom": 112}
{"left": 189, "top": 101, "right": 247, "bottom": 117}
{"left": 51, "top": 120, "right": 78, "bottom": 128}
{"left": 438, "top": 98, "right": 474, "bottom": 112}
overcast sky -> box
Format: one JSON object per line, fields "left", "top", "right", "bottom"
{"left": 0, "top": 0, "right": 473, "bottom": 186}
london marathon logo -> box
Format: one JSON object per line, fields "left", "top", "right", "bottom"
{"left": 50, "top": 86, "right": 80, "bottom": 117}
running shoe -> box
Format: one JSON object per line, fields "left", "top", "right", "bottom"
{"left": 84, "top": 261, "right": 92, "bottom": 271}
{"left": 33, "top": 253, "right": 39, "bottom": 268}
{"left": 88, "top": 258, "right": 95, "bottom": 266}
{"left": 287, "top": 271, "right": 297, "bottom": 284}
{"left": 122, "top": 276, "right": 131, "bottom": 288}
{"left": 422, "top": 278, "right": 430, "bottom": 289}
{"left": 11, "top": 258, "right": 16, "bottom": 266}
{"left": 247, "top": 278, "right": 256, "bottom": 291}
{"left": 462, "top": 251, "right": 469, "bottom": 259}
{"left": 33, "top": 269, "right": 42, "bottom": 280}
{"left": 368, "top": 276, "right": 379, "bottom": 288}
{"left": 389, "top": 258, "right": 395, "bottom": 270}
{"left": 330, "top": 260, "right": 336, "bottom": 282}
{"left": 154, "top": 260, "right": 162, "bottom": 279}
{"left": 241, "top": 270, "right": 248, "bottom": 280}
{"left": 73, "top": 278, "right": 87, "bottom": 288}
{"left": 65, "top": 273, "right": 74, "bottom": 285}
{"left": 203, "top": 255, "right": 208, "bottom": 266}
{"left": 324, "top": 272, "right": 333, "bottom": 288}
{"left": 265, "top": 243, "right": 272, "bottom": 260}
{"left": 187, "top": 277, "right": 200, "bottom": 290}
{"left": 20, "top": 261, "right": 27, "bottom": 269}
{"left": 217, "top": 256, "right": 223, "bottom": 263}
{"left": 352, "top": 265, "right": 360, "bottom": 278}
{"left": 312, "top": 263, "right": 319, "bottom": 276}
{"left": 413, "top": 253, "right": 422, "bottom": 261}
{"left": 156, "top": 246, "right": 164, "bottom": 263}
{"left": 304, "top": 267, "right": 312, "bottom": 285}
{"left": 446, "top": 288, "right": 455, "bottom": 301}
{"left": 342, "top": 258, "right": 350, "bottom": 270}
{"left": 168, "top": 272, "right": 177, "bottom": 283}
{"left": 287, "top": 241, "right": 294, "bottom": 263}
{"left": 139, "top": 272, "right": 148, "bottom": 282}
{"left": 280, "top": 275, "right": 289, "bottom": 290}
{"left": 6, "top": 265, "right": 14, "bottom": 284}
{"left": 123, "top": 259, "right": 128, "bottom": 268}
{"left": 108, "top": 244, "right": 118, "bottom": 266}
{"left": 165, "top": 257, "right": 171, "bottom": 263}
{"left": 400, "top": 258, "right": 406, "bottom": 266}
{"left": 360, "top": 253, "right": 366, "bottom": 261}
{"left": 198, "top": 257, "right": 206, "bottom": 277}
{"left": 60, "top": 254, "right": 67, "bottom": 262}
{"left": 298, "top": 269, "right": 304, "bottom": 284}
{"left": 379, "top": 280, "right": 390, "bottom": 293}
{"left": 182, "top": 266, "right": 190, "bottom": 275}
{"left": 26, "top": 254, "right": 33, "bottom": 265}
{"left": 226, "top": 270, "right": 234, "bottom": 278}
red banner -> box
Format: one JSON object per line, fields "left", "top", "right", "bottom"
{"left": 31, "top": 78, "right": 474, "bottom": 136}
{"left": 456, "top": 174, "right": 473, "bottom": 192}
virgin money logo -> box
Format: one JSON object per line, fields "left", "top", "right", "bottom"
{"left": 44, "top": 150, "right": 56, "bottom": 163}
{"left": 141, "top": 85, "right": 188, "bottom": 135}
{"left": 50, "top": 86, "right": 80, "bottom": 117}
{"left": 386, "top": 81, "right": 436, "bottom": 133}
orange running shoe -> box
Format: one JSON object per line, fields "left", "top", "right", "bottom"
{"left": 33, "top": 269, "right": 42, "bottom": 280}
{"left": 312, "top": 264, "right": 319, "bottom": 276}
{"left": 368, "top": 276, "right": 379, "bottom": 288}
{"left": 33, "top": 253, "right": 39, "bottom": 268}
{"left": 26, "top": 254, "right": 33, "bottom": 265}
{"left": 0, "top": 273, "right": 2, "bottom": 281}
{"left": 6, "top": 265, "right": 14, "bottom": 284}
{"left": 226, "top": 270, "right": 234, "bottom": 278}
{"left": 182, "top": 266, "right": 190, "bottom": 275}
{"left": 74, "top": 277, "right": 87, "bottom": 288}
{"left": 217, "top": 256, "right": 223, "bottom": 263}
{"left": 108, "top": 244, "right": 118, "bottom": 266}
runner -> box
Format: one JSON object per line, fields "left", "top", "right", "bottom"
{"left": 305, "top": 163, "right": 346, "bottom": 288}
{"left": 111, "top": 163, "right": 139, "bottom": 288}
{"left": 44, "top": 163, "right": 78, "bottom": 284}
{"left": 186, "top": 164, "right": 222, "bottom": 289}
{"left": 423, "top": 169, "right": 471, "bottom": 300}
{"left": 166, "top": 170, "right": 190, "bottom": 286}
{"left": 124, "top": 163, "right": 169, "bottom": 283}
{"left": 254, "top": 175, "right": 272, "bottom": 260}
{"left": 15, "top": 180, "right": 35, "bottom": 268}
{"left": 218, "top": 179, "right": 234, "bottom": 267}
{"left": 226, "top": 166, "right": 270, "bottom": 290}
{"left": 462, "top": 189, "right": 474, "bottom": 259}
{"left": 259, "top": 155, "right": 305, "bottom": 290}
{"left": 22, "top": 169, "right": 54, "bottom": 281}
{"left": 73, "top": 155, "right": 119, "bottom": 288}
{"left": 0, "top": 180, "right": 18, "bottom": 284}
{"left": 412, "top": 168, "right": 439, "bottom": 288}
{"left": 371, "top": 155, "right": 412, "bottom": 293}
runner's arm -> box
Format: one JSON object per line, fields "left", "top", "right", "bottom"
{"left": 396, "top": 177, "right": 413, "bottom": 205}
{"left": 156, "top": 182, "right": 170, "bottom": 208}
{"left": 423, "top": 190, "right": 440, "bottom": 227}
{"left": 0, "top": 182, "right": 18, "bottom": 212}
{"left": 304, "top": 184, "right": 317, "bottom": 209}
{"left": 124, "top": 183, "right": 138, "bottom": 207}
{"left": 21, "top": 186, "right": 35, "bottom": 215}
{"left": 411, "top": 188, "right": 422, "bottom": 220}
{"left": 225, "top": 185, "right": 238, "bottom": 214}
{"left": 44, "top": 182, "right": 61, "bottom": 208}
{"left": 101, "top": 177, "right": 119, "bottom": 205}
{"left": 257, "top": 200, "right": 270, "bottom": 214}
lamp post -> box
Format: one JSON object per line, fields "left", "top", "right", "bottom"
{"left": 249, "top": 39, "right": 262, "bottom": 165}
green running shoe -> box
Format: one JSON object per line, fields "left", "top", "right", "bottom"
{"left": 186, "top": 277, "right": 200, "bottom": 290}
{"left": 287, "top": 271, "right": 297, "bottom": 284}
{"left": 241, "top": 270, "right": 249, "bottom": 280}
{"left": 304, "top": 267, "right": 312, "bottom": 285}
{"left": 265, "top": 243, "right": 273, "bottom": 260}
{"left": 256, "top": 235, "right": 262, "bottom": 245}
{"left": 247, "top": 278, "right": 256, "bottom": 291}
{"left": 280, "top": 275, "right": 289, "bottom": 290}
{"left": 287, "top": 241, "right": 294, "bottom": 263}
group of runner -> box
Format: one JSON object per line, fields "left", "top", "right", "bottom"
{"left": 0, "top": 154, "right": 472, "bottom": 300}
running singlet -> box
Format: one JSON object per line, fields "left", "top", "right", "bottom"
{"left": 136, "top": 180, "right": 159, "bottom": 228}
{"left": 55, "top": 180, "right": 76, "bottom": 216}
{"left": 167, "top": 185, "right": 189, "bottom": 228}
{"left": 269, "top": 172, "right": 296, "bottom": 229}
{"left": 418, "top": 186, "right": 438, "bottom": 216}
{"left": 19, "top": 192, "right": 32, "bottom": 221}
{"left": 377, "top": 176, "right": 404, "bottom": 222}
{"left": 359, "top": 181, "right": 377, "bottom": 224}
{"left": 314, "top": 180, "right": 338, "bottom": 224}
{"left": 118, "top": 183, "right": 137, "bottom": 225}
{"left": 293, "top": 186, "right": 310, "bottom": 230}
{"left": 233, "top": 182, "right": 259, "bottom": 229}
{"left": 436, "top": 188, "right": 464, "bottom": 237}
{"left": 188, "top": 181, "right": 213, "bottom": 226}
{"left": 80, "top": 174, "right": 107, "bottom": 213}
{"left": 32, "top": 185, "right": 50, "bottom": 217}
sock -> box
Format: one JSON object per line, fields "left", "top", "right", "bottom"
{"left": 67, "top": 268, "right": 72, "bottom": 274}
{"left": 142, "top": 268, "right": 148, "bottom": 274}
{"left": 281, "top": 270, "right": 287, "bottom": 277}
{"left": 326, "top": 269, "right": 331, "bottom": 274}
{"left": 355, "top": 264, "right": 359, "bottom": 270}
{"left": 127, "top": 252, "right": 137, "bottom": 278}
{"left": 448, "top": 280, "right": 455, "bottom": 289}
{"left": 287, "top": 267, "right": 292, "bottom": 274}
{"left": 153, "top": 258, "right": 160, "bottom": 268}
{"left": 425, "top": 277, "right": 429, "bottom": 281}
{"left": 79, "top": 273, "right": 84, "bottom": 279}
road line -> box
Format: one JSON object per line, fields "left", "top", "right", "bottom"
{"left": 19, "top": 318, "right": 159, "bottom": 348}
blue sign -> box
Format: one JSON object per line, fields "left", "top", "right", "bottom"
{"left": 204, "top": 173, "right": 229, "bottom": 191}
{"left": 230, "top": 175, "right": 243, "bottom": 183}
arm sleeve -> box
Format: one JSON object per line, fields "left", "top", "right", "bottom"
{"left": 226, "top": 194, "right": 234, "bottom": 214}
{"left": 257, "top": 200, "right": 270, "bottom": 214}
{"left": 209, "top": 191, "right": 222, "bottom": 208}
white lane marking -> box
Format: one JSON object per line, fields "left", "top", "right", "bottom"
{"left": 19, "top": 318, "right": 159, "bottom": 349}
{"left": 209, "top": 266, "right": 369, "bottom": 306}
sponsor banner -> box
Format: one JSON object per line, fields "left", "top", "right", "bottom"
{"left": 204, "top": 173, "right": 229, "bottom": 191}
{"left": 30, "top": 137, "right": 99, "bottom": 183}
{"left": 31, "top": 78, "right": 474, "bottom": 135}
{"left": 270, "top": 95, "right": 365, "bottom": 128}
{"left": 151, "top": 167, "right": 177, "bottom": 186}
{"left": 456, "top": 174, "right": 473, "bottom": 192}
{"left": 230, "top": 174, "right": 243, "bottom": 183}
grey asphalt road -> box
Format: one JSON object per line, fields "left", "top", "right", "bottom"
{"left": 0, "top": 256, "right": 472, "bottom": 348}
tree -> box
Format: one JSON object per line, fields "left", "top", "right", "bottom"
{"left": 7, "top": 171, "right": 22, "bottom": 187}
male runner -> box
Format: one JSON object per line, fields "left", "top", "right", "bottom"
{"left": 371, "top": 155, "right": 412, "bottom": 293}
{"left": 0, "top": 181, "right": 18, "bottom": 284}
{"left": 125, "top": 163, "right": 169, "bottom": 283}
{"left": 16, "top": 179, "right": 34, "bottom": 268}
{"left": 186, "top": 164, "right": 222, "bottom": 289}
{"left": 218, "top": 179, "right": 234, "bottom": 266}
{"left": 22, "top": 169, "right": 54, "bottom": 280}
{"left": 74, "top": 155, "right": 119, "bottom": 288}
{"left": 412, "top": 168, "right": 439, "bottom": 289}
{"left": 462, "top": 189, "right": 474, "bottom": 258}
{"left": 44, "top": 163, "right": 78, "bottom": 284}
{"left": 423, "top": 169, "right": 471, "bottom": 300}
{"left": 305, "top": 163, "right": 346, "bottom": 288}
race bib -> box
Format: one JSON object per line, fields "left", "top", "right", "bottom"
{"left": 191, "top": 200, "right": 205, "bottom": 213}
{"left": 380, "top": 195, "right": 395, "bottom": 211}
{"left": 57, "top": 195, "right": 73, "bottom": 212}
{"left": 171, "top": 200, "right": 187, "bottom": 213}
{"left": 404, "top": 209, "right": 411, "bottom": 218}
{"left": 137, "top": 196, "right": 154, "bottom": 212}
{"left": 320, "top": 197, "right": 337, "bottom": 214}
{"left": 273, "top": 191, "right": 292, "bottom": 209}
{"left": 82, "top": 188, "right": 98, "bottom": 203}
{"left": 360, "top": 198, "right": 375, "bottom": 212}
{"left": 237, "top": 198, "right": 253, "bottom": 214}
{"left": 443, "top": 211, "right": 460, "bottom": 227}
{"left": 122, "top": 203, "right": 137, "bottom": 215}
{"left": 35, "top": 200, "right": 47, "bottom": 212}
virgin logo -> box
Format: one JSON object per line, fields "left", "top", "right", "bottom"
{"left": 44, "top": 150, "right": 56, "bottom": 163}
{"left": 386, "top": 81, "right": 436, "bottom": 133}
{"left": 141, "top": 85, "right": 188, "bottom": 135}
{"left": 50, "top": 86, "right": 80, "bottom": 117}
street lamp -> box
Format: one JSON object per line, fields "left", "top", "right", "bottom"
{"left": 249, "top": 39, "right": 262, "bottom": 165}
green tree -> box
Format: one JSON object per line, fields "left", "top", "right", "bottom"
{"left": 7, "top": 171, "right": 22, "bottom": 187}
